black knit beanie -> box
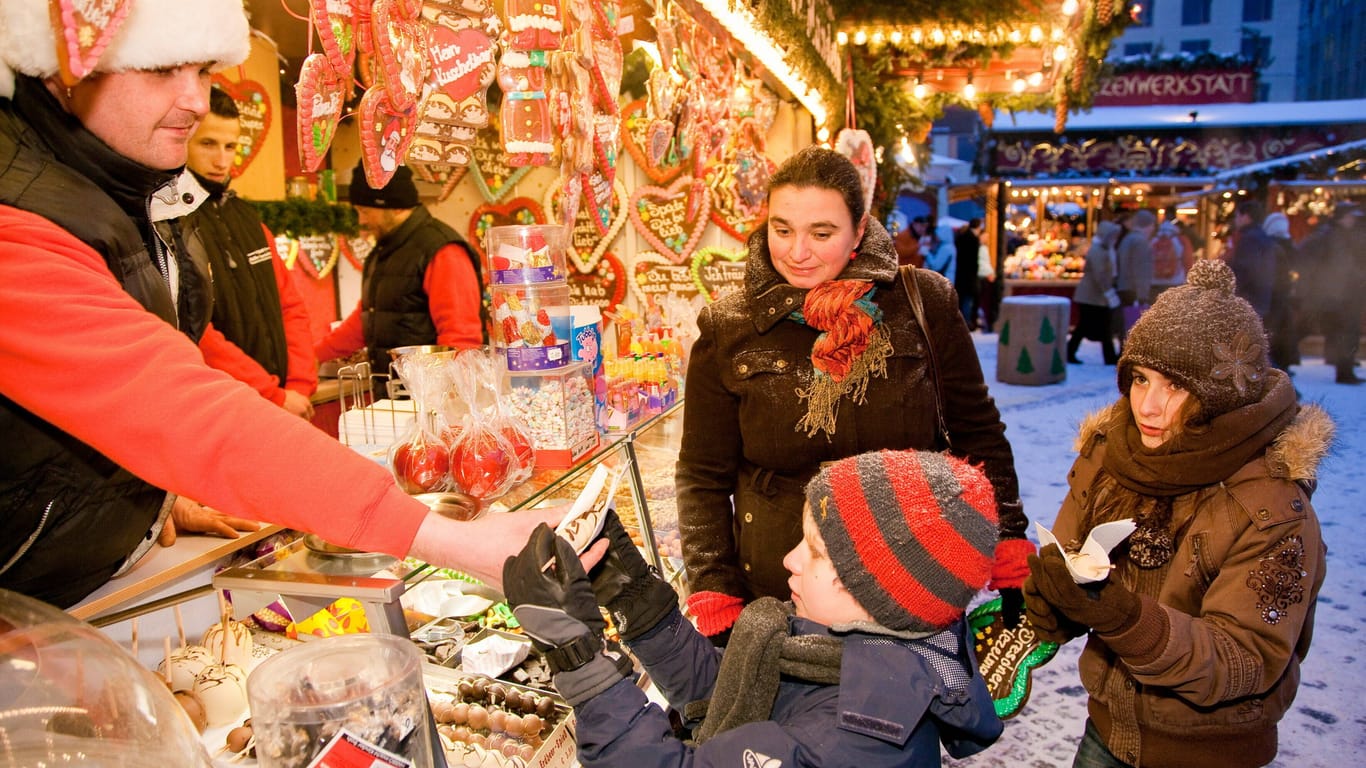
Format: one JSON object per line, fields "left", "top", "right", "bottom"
{"left": 1118, "top": 259, "right": 1269, "bottom": 421}
{"left": 349, "top": 162, "right": 419, "bottom": 209}
{"left": 804, "top": 450, "right": 999, "bottom": 633}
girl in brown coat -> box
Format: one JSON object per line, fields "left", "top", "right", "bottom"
{"left": 676, "top": 147, "right": 1033, "bottom": 639}
{"left": 1025, "top": 260, "right": 1332, "bottom": 768}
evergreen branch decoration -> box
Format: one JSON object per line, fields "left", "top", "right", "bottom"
{"left": 753, "top": 0, "right": 845, "bottom": 130}
{"left": 250, "top": 197, "right": 358, "bottom": 238}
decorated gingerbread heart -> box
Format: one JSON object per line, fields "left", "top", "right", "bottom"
{"left": 835, "top": 128, "right": 878, "bottom": 221}
{"left": 621, "top": 98, "right": 682, "bottom": 185}
{"left": 543, "top": 176, "right": 626, "bottom": 273}
{"left": 295, "top": 54, "right": 346, "bottom": 172}
{"left": 567, "top": 251, "right": 625, "bottom": 316}
{"left": 312, "top": 0, "right": 357, "bottom": 76}
{"left": 371, "top": 0, "right": 428, "bottom": 112}
{"left": 424, "top": 20, "right": 496, "bottom": 104}
{"left": 691, "top": 246, "right": 746, "bottom": 303}
{"left": 212, "top": 74, "right": 272, "bottom": 178}
{"left": 358, "top": 86, "right": 416, "bottom": 189}
{"left": 630, "top": 177, "right": 711, "bottom": 265}
{"left": 630, "top": 251, "right": 703, "bottom": 309}
{"left": 470, "top": 110, "right": 532, "bottom": 202}
{"left": 49, "top": 0, "right": 132, "bottom": 86}
{"left": 466, "top": 197, "right": 546, "bottom": 262}
{"left": 968, "top": 597, "right": 1061, "bottom": 720}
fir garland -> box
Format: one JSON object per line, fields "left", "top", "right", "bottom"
{"left": 250, "top": 197, "right": 358, "bottom": 238}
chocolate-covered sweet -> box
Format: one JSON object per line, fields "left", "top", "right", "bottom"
{"left": 520, "top": 713, "right": 542, "bottom": 738}
{"left": 451, "top": 701, "right": 469, "bottom": 724}
{"left": 467, "top": 704, "right": 489, "bottom": 730}
{"left": 225, "top": 724, "right": 254, "bottom": 754}
{"left": 174, "top": 690, "right": 208, "bottom": 733}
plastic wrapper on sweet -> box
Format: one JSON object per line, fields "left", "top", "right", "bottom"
{"left": 286, "top": 598, "right": 371, "bottom": 639}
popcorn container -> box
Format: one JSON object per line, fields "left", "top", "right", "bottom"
{"left": 484, "top": 224, "right": 568, "bottom": 284}
{"left": 246, "top": 634, "right": 433, "bottom": 768}
{"left": 491, "top": 282, "right": 572, "bottom": 371}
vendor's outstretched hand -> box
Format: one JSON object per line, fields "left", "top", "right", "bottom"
{"left": 588, "top": 509, "right": 679, "bottom": 641}
{"left": 1027, "top": 544, "right": 1141, "bottom": 636}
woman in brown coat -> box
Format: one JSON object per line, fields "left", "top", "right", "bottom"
{"left": 676, "top": 147, "right": 1033, "bottom": 639}
{"left": 1025, "top": 260, "right": 1331, "bottom": 768}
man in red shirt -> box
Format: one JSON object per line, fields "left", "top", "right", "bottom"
{"left": 314, "top": 164, "right": 485, "bottom": 383}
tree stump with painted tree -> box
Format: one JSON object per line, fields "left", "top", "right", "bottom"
{"left": 996, "top": 296, "right": 1069, "bottom": 385}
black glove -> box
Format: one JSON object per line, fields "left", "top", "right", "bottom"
{"left": 588, "top": 509, "right": 679, "bottom": 642}
{"left": 502, "top": 524, "right": 631, "bottom": 705}
{"left": 999, "top": 587, "right": 1025, "bottom": 630}
{"left": 1027, "top": 545, "right": 1142, "bottom": 636}
{"left": 1022, "top": 573, "right": 1087, "bottom": 644}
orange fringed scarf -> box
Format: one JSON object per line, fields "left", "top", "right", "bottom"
{"left": 793, "top": 279, "right": 892, "bottom": 438}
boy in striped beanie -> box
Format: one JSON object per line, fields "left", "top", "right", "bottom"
{"left": 502, "top": 448, "right": 1003, "bottom": 767}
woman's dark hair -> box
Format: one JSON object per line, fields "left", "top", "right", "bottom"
{"left": 767, "top": 146, "right": 866, "bottom": 225}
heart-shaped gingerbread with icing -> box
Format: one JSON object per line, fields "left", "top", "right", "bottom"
{"left": 358, "top": 86, "right": 416, "bottom": 189}
{"left": 212, "top": 75, "right": 273, "bottom": 179}
{"left": 620, "top": 99, "right": 681, "bottom": 185}
{"left": 371, "top": 0, "right": 428, "bottom": 112}
{"left": 543, "top": 176, "right": 626, "bottom": 274}
{"left": 466, "top": 197, "right": 546, "bottom": 262}
{"left": 567, "top": 251, "right": 626, "bottom": 317}
{"left": 312, "top": 0, "right": 357, "bottom": 76}
{"left": 629, "top": 251, "right": 703, "bottom": 309}
{"left": 691, "top": 246, "right": 747, "bottom": 303}
{"left": 51, "top": 0, "right": 132, "bottom": 86}
{"left": 630, "top": 177, "right": 711, "bottom": 265}
{"left": 424, "top": 21, "right": 496, "bottom": 104}
{"left": 295, "top": 54, "right": 347, "bottom": 172}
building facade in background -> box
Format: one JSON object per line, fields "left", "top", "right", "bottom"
{"left": 1297, "top": 0, "right": 1366, "bottom": 100}
{"left": 1110, "top": 0, "right": 1301, "bottom": 101}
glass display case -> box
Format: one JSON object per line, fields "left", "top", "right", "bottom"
{"left": 211, "top": 401, "right": 688, "bottom": 631}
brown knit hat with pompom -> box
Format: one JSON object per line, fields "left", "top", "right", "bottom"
{"left": 1118, "top": 259, "right": 1269, "bottom": 421}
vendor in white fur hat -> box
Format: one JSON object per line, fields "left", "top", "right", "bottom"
{"left": 0, "top": 0, "right": 560, "bottom": 609}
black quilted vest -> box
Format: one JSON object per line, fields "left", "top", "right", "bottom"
{"left": 360, "top": 205, "right": 480, "bottom": 377}
{"left": 185, "top": 172, "right": 289, "bottom": 383}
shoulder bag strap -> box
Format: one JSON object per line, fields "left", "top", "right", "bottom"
{"left": 900, "top": 265, "right": 952, "bottom": 450}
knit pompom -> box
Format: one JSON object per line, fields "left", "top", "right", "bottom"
{"left": 1187, "top": 259, "right": 1236, "bottom": 294}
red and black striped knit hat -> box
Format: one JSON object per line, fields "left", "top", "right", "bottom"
{"left": 805, "top": 450, "right": 999, "bottom": 634}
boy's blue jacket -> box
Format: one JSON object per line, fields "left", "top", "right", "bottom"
{"left": 573, "top": 608, "right": 1002, "bottom": 767}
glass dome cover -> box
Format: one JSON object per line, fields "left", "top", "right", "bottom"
{"left": 0, "top": 589, "right": 211, "bottom": 767}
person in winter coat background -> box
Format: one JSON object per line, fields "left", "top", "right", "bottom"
{"left": 1227, "top": 200, "right": 1277, "bottom": 320}
{"left": 1024, "top": 259, "right": 1331, "bottom": 768}
{"left": 1066, "top": 220, "right": 1122, "bottom": 365}
{"left": 1296, "top": 202, "right": 1365, "bottom": 384}
{"left": 1114, "top": 209, "right": 1156, "bottom": 342}
{"left": 503, "top": 449, "right": 1005, "bottom": 768}
{"left": 955, "top": 218, "right": 984, "bottom": 329}
{"left": 923, "top": 222, "right": 958, "bottom": 281}
{"left": 1262, "top": 211, "right": 1300, "bottom": 371}
{"left": 674, "top": 147, "right": 1032, "bottom": 643}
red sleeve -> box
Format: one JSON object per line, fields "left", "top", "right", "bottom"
{"left": 265, "top": 224, "right": 318, "bottom": 395}
{"left": 424, "top": 242, "right": 484, "bottom": 348}
{"left": 0, "top": 207, "right": 425, "bottom": 556}
{"left": 314, "top": 300, "right": 365, "bottom": 363}
{"left": 199, "top": 322, "right": 286, "bottom": 407}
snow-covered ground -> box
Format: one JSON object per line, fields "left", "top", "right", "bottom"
{"left": 949, "top": 332, "right": 1365, "bottom": 767}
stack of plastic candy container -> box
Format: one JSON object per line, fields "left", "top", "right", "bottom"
{"left": 485, "top": 225, "right": 571, "bottom": 372}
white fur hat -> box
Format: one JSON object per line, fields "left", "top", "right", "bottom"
{"left": 0, "top": 0, "right": 251, "bottom": 99}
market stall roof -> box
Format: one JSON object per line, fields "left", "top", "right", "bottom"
{"left": 989, "top": 98, "right": 1366, "bottom": 133}
{"left": 1000, "top": 176, "right": 1215, "bottom": 187}
{"left": 1211, "top": 137, "right": 1366, "bottom": 184}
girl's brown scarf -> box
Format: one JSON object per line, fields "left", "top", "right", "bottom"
{"left": 1084, "top": 371, "right": 1297, "bottom": 567}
